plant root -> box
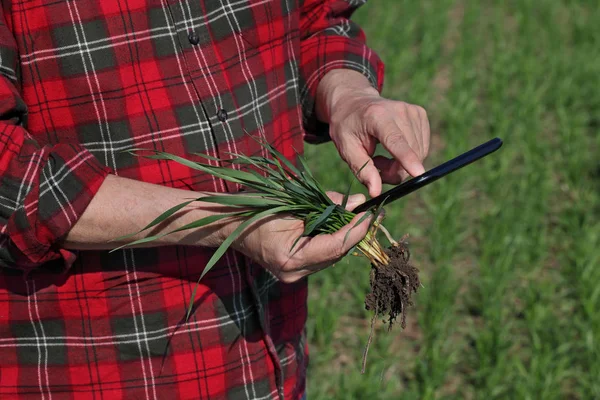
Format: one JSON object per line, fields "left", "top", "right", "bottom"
{"left": 361, "top": 240, "right": 420, "bottom": 372}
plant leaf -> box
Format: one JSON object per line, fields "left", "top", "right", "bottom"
{"left": 164, "top": 210, "right": 253, "bottom": 235}
{"left": 267, "top": 152, "right": 289, "bottom": 179}
{"left": 245, "top": 169, "right": 285, "bottom": 191}
{"left": 289, "top": 209, "right": 319, "bottom": 253}
{"left": 367, "top": 195, "right": 390, "bottom": 238}
{"left": 295, "top": 152, "right": 329, "bottom": 199}
{"left": 304, "top": 204, "right": 337, "bottom": 237}
{"left": 110, "top": 199, "right": 197, "bottom": 243}
{"left": 110, "top": 234, "right": 167, "bottom": 250}
{"left": 262, "top": 140, "right": 303, "bottom": 178}
{"left": 190, "top": 152, "right": 224, "bottom": 162}
{"left": 342, "top": 160, "right": 370, "bottom": 210}
{"left": 290, "top": 235, "right": 304, "bottom": 254}
{"left": 132, "top": 150, "right": 270, "bottom": 186}
{"left": 282, "top": 181, "right": 314, "bottom": 202}
{"left": 345, "top": 244, "right": 358, "bottom": 258}
{"left": 110, "top": 211, "right": 250, "bottom": 252}
{"left": 198, "top": 195, "right": 285, "bottom": 207}
{"left": 244, "top": 133, "right": 302, "bottom": 177}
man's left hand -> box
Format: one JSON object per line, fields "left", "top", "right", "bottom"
{"left": 316, "top": 69, "right": 431, "bottom": 198}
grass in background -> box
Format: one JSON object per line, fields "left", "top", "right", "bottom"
{"left": 304, "top": 1, "right": 600, "bottom": 398}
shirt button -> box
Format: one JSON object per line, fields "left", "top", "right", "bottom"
{"left": 188, "top": 31, "right": 200, "bottom": 45}
{"left": 217, "top": 109, "right": 228, "bottom": 122}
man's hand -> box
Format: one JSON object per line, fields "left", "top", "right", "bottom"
{"left": 316, "top": 69, "right": 431, "bottom": 197}
{"left": 233, "top": 193, "right": 370, "bottom": 283}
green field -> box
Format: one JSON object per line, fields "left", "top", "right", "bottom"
{"left": 304, "top": 1, "right": 600, "bottom": 398}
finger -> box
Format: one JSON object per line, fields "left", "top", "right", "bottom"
{"left": 326, "top": 191, "right": 344, "bottom": 205}
{"left": 335, "top": 136, "right": 382, "bottom": 198}
{"left": 373, "top": 156, "right": 410, "bottom": 185}
{"left": 298, "top": 212, "right": 373, "bottom": 270}
{"left": 378, "top": 119, "right": 425, "bottom": 177}
{"left": 345, "top": 194, "right": 366, "bottom": 210}
{"left": 325, "top": 192, "right": 366, "bottom": 210}
{"left": 405, "top": 107, "right": 424, "bottom": 159}
{"left": 410, "top": 105, "right": 430, "bottom": 158}
{"left": 415, "top": 117, "right": 425, "bottom": 159}
{"left": 421, "top": 110, "right": 431, "bottom": 156}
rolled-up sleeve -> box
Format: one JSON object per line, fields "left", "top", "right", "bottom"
{"left": 298, "top": 0, "right": 385, "bottom": 142}
{"left": 0, "top": 13, "right": 110, "bottom": 274}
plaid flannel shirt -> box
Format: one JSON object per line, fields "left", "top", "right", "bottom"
{"left": 0, "top": 0, "right": 383, "bottom": 398}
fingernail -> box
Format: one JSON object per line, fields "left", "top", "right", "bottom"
{"left": 350, "top": 193, "right": 366, "bottom": 204}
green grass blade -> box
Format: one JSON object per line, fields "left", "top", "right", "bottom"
{"left": 282, "top": 181, "right": 313, "bottom": 201}
{"left": 268, "top": 146, "right": 302, "bottom": 177}
{"left": 304, "top": 204, "right": 337, "bottom": 237}
{"left": 110, "top": 211, "right": 251, "bottom": 252}
{"left": 190, "top": 152, "right": 224, "bottom": 162}
{"left": 201, "top": 165, "right": 271, "bottom": 185}
{"left": 130, "top": 150, "right": 270, "bottom": 186}
{"left": 230, "top": 158, "right": 275, "bottom": 176}
{"left": 253, "top": 156, "right": 280, "bottom": 168}
{"left": 110, "top": 199, "right": 197, "bottom": 243}
{"left": 198, "top": 195, "right": 285, "bottom": 207}
{"left": 186, "top": 284, "right": 200, "bottom": 322}
{"left": 290, "top": 235, "right": 304, "bottom": 254}
{"left": 342, "top": 160, "right": 370, "bottom": 210}
{"left": 110, "top": 234, "right": 166, "bottom": 250}
{"left": 364, "top": 196, "right": 390, "bottom": 244}
{"left": 241, "top": 156, "right": 297, "bottom": 186}
{"left": 267, "top": 152, "right": 289, "bottom": 179}
{"left": 244, "top": 168, "right": 285, "bottom": 191}
{"left": 290, "top": 211, "right": 319, "bottom": 253}
{"left": 345, "top": 244, "right": 358, "bottom": 258}
{"left": 294, "top": 149, "right": 313, "bottom": 178}
{"left": 244, "top": 132, "right": 303, "bottom": 177}
{"left": 295, "top": 152, "right": 328, "bottom": 196}
{"left": 163, "top": 210, "right": 253, "bottom": 235}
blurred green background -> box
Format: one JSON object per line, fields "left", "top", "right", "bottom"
{"left": 304, "top": 1, "right": 600, "bottom": 399}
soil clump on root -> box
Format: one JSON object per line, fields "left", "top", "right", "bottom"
{"left": 361, "top": 241, "right": 420, "bottom": 373}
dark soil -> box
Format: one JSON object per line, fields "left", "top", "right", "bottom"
{"left": 362, "top": 241, "right": 420, "bottom": 373}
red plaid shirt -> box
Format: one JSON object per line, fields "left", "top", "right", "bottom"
{"left": 0, "top": 0, "right": 383, "bottom": 398}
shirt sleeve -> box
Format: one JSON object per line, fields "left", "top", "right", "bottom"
{"left": 298, "top": 0, "right": 385, "bottom": 143}
{"left": 0, "top": 14, "right": 111, "bottom": 274}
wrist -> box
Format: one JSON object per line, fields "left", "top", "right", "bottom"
{"left": 315, "top": 69, "right": 380, "bottom": 123}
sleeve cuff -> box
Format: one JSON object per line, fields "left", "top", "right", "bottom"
{"left": 2, "top": 137, "right": 111, "bottom": 274}
{"left": 299, "top": 37, "right": 385, "bottom": 143}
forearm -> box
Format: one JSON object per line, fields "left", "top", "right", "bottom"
{"left": 315, "top": 69, "right": 380, "bottom": 124}
{"left": 63, "top": 174, "right": 238, "bottom": 251}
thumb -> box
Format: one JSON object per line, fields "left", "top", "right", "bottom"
{"left": 298, "top": 211, "right": 373, "bottom": 270}
{"left": 337, "top": 136, "right": 382, "bottom": 198}
{"left": 325, "top": 192, "right": 366, "bottom": 210}
{"left": 345, "top": 193, "right": 366, "bottom": 210}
